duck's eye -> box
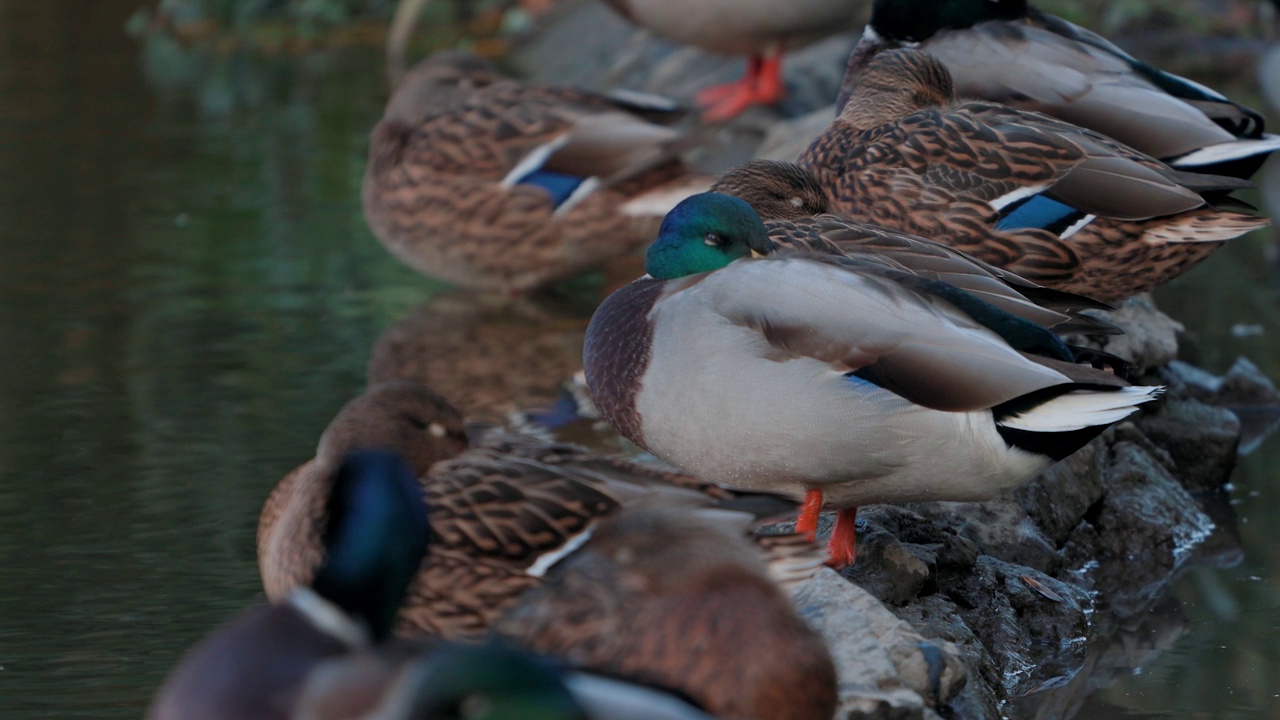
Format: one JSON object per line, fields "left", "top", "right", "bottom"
{"left": 704, "top": 232, "right": 723, "bottom": 247}
{"left": 789, "top": 196, "right": 804, "bottom": 207}
{"left": 427, "top": 422, "right": 448, "bottom": 438}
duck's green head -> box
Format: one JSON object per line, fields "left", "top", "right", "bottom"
{"left": 311, "top": 450, "right": 430, "bottom": 642}
{"left": 646, "top": 192, "right": 772, "bottom": 280}
{"left": 409, "top": 642, "right": 587, "bottom": 720}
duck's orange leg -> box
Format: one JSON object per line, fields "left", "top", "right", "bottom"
{"left": 826, "top": 506, "right": 858, "bottom": 569}
{"left": 795, "top": 488, "right": 824, "bottom": 542}
{"left": 695, "top": 47, "right": 786, "bottom": 122}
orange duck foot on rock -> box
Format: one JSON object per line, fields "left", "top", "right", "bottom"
{"left": 795, "top": 489, "right": 858, "bottom": 569}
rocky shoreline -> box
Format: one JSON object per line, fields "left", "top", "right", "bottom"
{"left": 496, "top": 4, "right": 1280, "bottom": 718}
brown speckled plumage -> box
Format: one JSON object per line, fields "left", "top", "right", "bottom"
{"left": 799, "top": 48, "right": 1268, "bottom": 302}
{"left": 363, "top": 51, "right": 711, "bottom": 292}
{"left": 258, "top": 380, "right": 760, "bottom": 640}
{"left": 494, "top": 504, "right": 837, "bottom": 720}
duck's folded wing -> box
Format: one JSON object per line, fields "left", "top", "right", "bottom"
{"left": 697, "top": 256, "right": 1083, "bottom": 412}
{"left": 801, "top": 215, "right": 1113, "bottom": 330}
{"left": 927, "top": 20, "right": 1247, "bottom": 161}
{"left": 425, "top": 447, "right": 706, "bottom": 565}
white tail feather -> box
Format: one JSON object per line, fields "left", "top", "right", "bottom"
{"left": 1171, "top": 134, "right": 1280, "bottom": 168}
{"left": 998, "top": 386, "right": 1163, "bottom": 433}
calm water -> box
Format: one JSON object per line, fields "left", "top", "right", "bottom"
{"left": 0, "top": 1, "right": 1277, "bottom": 717}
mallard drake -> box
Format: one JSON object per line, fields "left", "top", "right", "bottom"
{"left": 800, "top": 47, "right": 1269, "bottom": 302}
{"left": 711, "top": 159, "right": 1118, "bottom": 336}
{"left": 496, "top": 503, "right": 836, "bottom": 720}
{"left": 363, "top": 51, "right": 712, "bottom": 293}
{"left": 598, "top": 0, "right": 866, "bottom": 121}
{"left": 148, "top": 451, "right": 430, "bottom": 720}
{"left": 849, "top": 0, "right": 1280, "bottom": 178}
{"left": 258, "top": 380, "right": 789, "bottom": 639}
{"left": 292, "top": 641, "right": 719, "bottom": 720}
{"left": 582, "top": 193, "right": 1164, "bottom": 567}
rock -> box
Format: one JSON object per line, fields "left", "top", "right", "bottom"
{"left": 794, "top": 570, "right": 967, "bottom": 719}
{"left": 1164, "top": 357, "right": 1280, "bottom": 454}
{"left": 1136, "top": 399, "right": 1240, "bottom": 493}
{"left": 1061, "top": 440, "right": 1218, "bottom": 617}
{"left": 1078, "top": 293, "right": 1182, "bottom": 370}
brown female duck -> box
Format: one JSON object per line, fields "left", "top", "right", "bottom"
{"left": 363, "top": 51, "right": 711, "bottom": 293}
{"left": 258, "top": 380, "right": 778, "bottom": 639}
{"left": 495, "top": 503, "right": 837, "bottom": 720}
{"left": 799, "top": 47, "right": 1268, "bottom": 302}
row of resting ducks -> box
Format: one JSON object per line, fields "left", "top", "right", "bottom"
{"left": 149, "top": 1, "right": 1274, "bottom": 718}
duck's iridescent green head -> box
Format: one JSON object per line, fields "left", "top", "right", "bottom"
{"left": 409, "top": 642, "right": 586, "bottom": 720}
{"left": 311, "top": 450, "right": 430, "bottom": 642}
{"left": 646, "top": 193, "right": 773, "bottom": 280}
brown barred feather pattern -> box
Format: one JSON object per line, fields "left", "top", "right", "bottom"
{"left": 362, "top": 52, "right": 711, "bottom": 292}
{"left": 799, "top": 48, "right": 1268, "bottom": 302}
{"left": 257, "top": 381, "right": 773, "bottom": 640}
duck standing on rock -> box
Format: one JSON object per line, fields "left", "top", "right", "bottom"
{"left": 598, "top": 0, "right": 867, "bottom": 120}
{"left": 800, "top": 47, "right": 1269, "bottom": 302}
{"left": 363, "top": 51, "right": 712, "bottom": 293}
{"left": 583, "top": 192, "right": 1164, "bottom": 568}
{"left": 850, "top": 0, "right": 1280, "bottom": 178}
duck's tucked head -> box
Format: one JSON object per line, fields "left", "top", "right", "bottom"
{"left": 646, "top": 193, "right": 772, "bottom": 280}
{"left": 384, "top": 50, "right": 503, "bottom": 124}
{"left": 869, "top": 0, "right": 1026, "bottom": 42}
{"left": 317, "top": 381, "right": 470, "bottom": 478}
{"left": 840, "top": 47, "right": 956, "bottom": 129}
{"left": 710, "top": 161, "right": 830, "bottom": 221}
{"left": 407, "top": 642, "right": 586, "bottom": 720}
{"left": 311, "top": 450, "right": 431, "bottom": 642}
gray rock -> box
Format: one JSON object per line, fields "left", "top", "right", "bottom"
{"left": 1077, "top": 294, "right": 1183, "bottom": 370}
{"left": 794, "top": 570, "right": 967, "bottom": 719}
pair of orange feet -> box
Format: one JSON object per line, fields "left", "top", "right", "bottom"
{"left": 796, "top": 488, "right": 859, "bottom": 569}
{"left": 694, "top": 53, "right": 786, "bottom": 122}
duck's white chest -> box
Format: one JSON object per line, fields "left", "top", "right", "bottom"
{"left": 633, "top": 307, "right": 1049, "bottom": 505}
